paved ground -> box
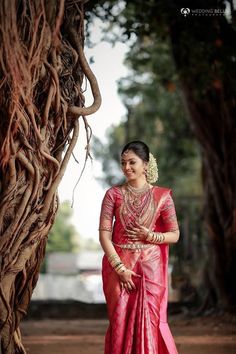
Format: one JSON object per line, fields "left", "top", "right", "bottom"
{"left": 21, "top": 314, "right": 236, "bottom": 354}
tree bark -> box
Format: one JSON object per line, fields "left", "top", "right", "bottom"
{"left": 169, "top": 7, "right": 236, "bottom": 311}
{"left": 0, "top": 0, "right": 101, "bottom": 352}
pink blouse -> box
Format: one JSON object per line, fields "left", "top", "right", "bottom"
{"left": 99, "top": 185, "right": 179, "bottom": 244}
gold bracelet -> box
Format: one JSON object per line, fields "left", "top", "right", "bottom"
{"left": 115, "top": 263, "right": 125, "bottom": 271}
{"left": 146, "top": 231, "right": 165, "bottom": 244}
{"left": 158, "top": 232, "right": 165, "bottom": 243}
{"left": 108, "top": 254, "right": 127, "bottom": 273}
{"left": 146, "top": 230, "right": 154, "bottom": 242}
{"left": 108, "top": 254, "right": 120, "bottom": 265}
{"left": 116, "top": 264, "right": 127, "bottom": 274}
{"left": 108, "top": 253, "right": 119, "bottom": 262}
{"left": 114, "top": 262, "right": 123, "bottom": 269}
{"left": 110, "top": 261, "right": 121, "bottom": 269}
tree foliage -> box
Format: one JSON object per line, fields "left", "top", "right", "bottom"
{"left": 88, "top": 0, "right": 236, "bottom": 311}
{"left": 93, "top": 37, "right": 201, "bottom": 196}
{"left": 46, "top": 201, "right": 78, "bottom": 253}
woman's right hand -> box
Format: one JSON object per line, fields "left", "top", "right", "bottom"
{"left": 118, "top": 268, "right": 141, "bottom": 293}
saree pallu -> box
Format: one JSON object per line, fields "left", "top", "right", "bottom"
{"left": 102, "top": 244, "right": 178, "bottom": 354}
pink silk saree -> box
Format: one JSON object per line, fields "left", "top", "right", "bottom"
{"left": 100, "top": 185, "right": 179, "bottom": 354}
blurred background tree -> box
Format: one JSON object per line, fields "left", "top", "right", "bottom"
{"left": 40, "top": 201, "right": 79, "bottom": 273}
{"left": 86, "top": 0, "right": 236, "bottom": 312}
{"left": 46, "top": 201, "right": 78, "bottom": 253}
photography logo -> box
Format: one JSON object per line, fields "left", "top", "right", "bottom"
{"left": 181, "top": 8, "right": 190, "bottom": 17}
{"left": 180, "top": 7, "right": 226, "bottom": 16}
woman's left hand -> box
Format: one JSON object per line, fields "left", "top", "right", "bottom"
{"left": 126, "top": 223, "right": 149, "bottom": 242}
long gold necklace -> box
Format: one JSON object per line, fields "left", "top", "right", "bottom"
{"left": 120, "top": 183, "right": 153, "bottom": 227}
{"left": 126, "top": 183, "right": 150, "bottom": 209}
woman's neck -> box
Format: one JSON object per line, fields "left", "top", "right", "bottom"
{"left": 127, "top": 178, "right": 148, "bottom": 189}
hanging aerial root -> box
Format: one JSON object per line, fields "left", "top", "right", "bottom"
{"left": 0, "top": 0, "right": 101, "bottom": 352}
{"left": 68, "top": 27, "right": 102, "bottom": 116}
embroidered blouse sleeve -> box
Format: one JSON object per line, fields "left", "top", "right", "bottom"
{"left": 99, "top": 188, "right": 115, "bottom": 232}
{"left": 160, "top": 192, "right": 179, "bottom": 232}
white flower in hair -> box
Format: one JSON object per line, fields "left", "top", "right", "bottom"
{"left": 146, "top": 153, "right": 158, "bottom": 184}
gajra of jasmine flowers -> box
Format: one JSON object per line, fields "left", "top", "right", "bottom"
{"left": 146, "top": 153, "right": 158, "bottom": 183}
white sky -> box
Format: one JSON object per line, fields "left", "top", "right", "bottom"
{"left": 58, "top": 20, "right": 128, "bottom": 242}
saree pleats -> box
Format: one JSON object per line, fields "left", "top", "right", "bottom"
{"left": 102, "top": 246, "right": 178, "bottom": 354}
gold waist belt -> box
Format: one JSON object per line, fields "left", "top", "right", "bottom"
{"left": 112, "top": 242, "right": 153, "bottom": 251}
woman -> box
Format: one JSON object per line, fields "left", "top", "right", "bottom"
{"left": 99, "top": 141, "right": 179, "bottom": 354}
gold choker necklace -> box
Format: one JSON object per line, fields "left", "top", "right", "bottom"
{"left": 127, "top": 183, "right": 150, "bottom": 194}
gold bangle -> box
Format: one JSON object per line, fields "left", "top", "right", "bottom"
{"left": 110, "top": 259, "right": 120, "bottom": 268}
{"left": 153, "top": 233, "right": 158, "bottom": 243}
{"left": 108, "top": 253, "right": 119, "bottom": 262}
{"left": 116, "top": 264, "right": 124, "bottom": 271}
{"left": 154, "top": 232, "right": 165, "bottom": 244}
{"left": 114, "top": 262, "right": 123, "bottom": 269}
{"left": 108, "top": 254, "right": 127, "bottom": 273}
{"left": 116, "top": 265, "right": 127, "bottom": 274}
{"left": 146, "top": 230, "right": 153, "bottom": 242}
{"left": 115, "top": 262, "right": 123, "bottom": 269}
{"left": 108, "top": 255, "right": 120, "bottom": 266}
{"left": 161, "top": 233, "right": 165, "bottom": 243}
{"left": 147, "top": 232, "right": 155, "bottom": 243}
{"left": 146, "top": 231, "right": 165, "bottom": 244}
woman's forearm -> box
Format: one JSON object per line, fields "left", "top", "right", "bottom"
{"left": 99, "top": 230, "right": 129, "bottom": 275}
{"left": 127, "top": 224, "right": 180, "bottom": 244}
{"left": 162, "top": 230, "right": 180, "bottom": 243}
{"left": 146, "top": 229, "right": 180, "bottom": 244}
{"left": 99, "top": 230, "right": 118, "bottom": 257}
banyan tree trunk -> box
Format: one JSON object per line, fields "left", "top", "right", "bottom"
{"left": 0, "top": 0, "right": 101, "bottom": 352}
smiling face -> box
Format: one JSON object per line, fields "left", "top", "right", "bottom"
{"left": 121, "top": 150, "right": 147, "bottom": 183}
